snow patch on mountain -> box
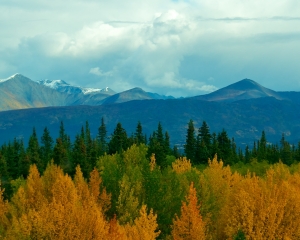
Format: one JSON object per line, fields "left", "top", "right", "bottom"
{"left": 37, "top": 79, "right": 114, "bottom": 95}
{"left": 82, "top": 88, "right": 102, "bottom": 94}
{"left": 0, "top": 73, "right": 21, "bottom": 83}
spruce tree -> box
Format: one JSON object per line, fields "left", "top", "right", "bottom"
{"left": 195, "top": 121, "right": 211, "bottom": 165}
{"left": 17, "top": 140, "right": 29, "bottom": 178}
{"left": 184, "top": 120, "right": 196, "bottom": 163}
{"left": 147, "top": 123, "right": 168, "bottom": 167}
{"left": 134, "top": 121, "right": 145, "bottom": 145}
{"left": 217, "top": 129, "right": 232, "bottom": 164}
{"left": 40, "top": 127, "right": 54, "bottom": 170}
{"left": 108, "top": 122, "right": 129, "bottom": 154}
{"left": 27, "top": 128, "right": 42, "bottom": 172}
{"left": 53, "top": 138, "right": 69, "bottom": 172}
{"left": 72, "top": 134, "right": 89, "bottom": 178}
{"left": 280, "top": 134, "right": 293, "bottom": 165}
{"left": 98, "top": 117, "right": 107, "bottom": 155}
{"left": 258, "top": 131, "right": 267, "bottom": 161}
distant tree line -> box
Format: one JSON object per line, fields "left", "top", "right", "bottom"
{"left": 1, "top": 118, "right": 300, "bottom": 198}
{"left": 184, "top": 120, "right": 300, "bottom": 166}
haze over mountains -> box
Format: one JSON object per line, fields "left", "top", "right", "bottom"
{"left": 1, "top": 73, "right": 300, "bottom": 148}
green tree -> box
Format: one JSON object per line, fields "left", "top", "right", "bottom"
{"left": 280, "top": 133, "right": 293, "bottom": 165}
{"left": 195, "top": 121, "right": 211, "bottom": 165}
{"left": 27, "top": 128, "right": 42, "bottom": 172}
{"left": 258, "top": 131, "right": 267, "bottom": 161}
{"left": 184, "top": 120, "right": 196, "bottom": 163}
{"left": 217, "top": 129, "right": 232, "bottom": 165}
{"left": 72, "top": 134, "right": 89, "bottom": 178}
{"left": 98, "top": 117, "right": 108, "bottom": 155}
{"left": 147, "top": 123, "right": 167, "bottom": 167}
{"left": 134, "top": 121, "right": 145, "bottom": 145}
{"left": 53, "top": 138, "right": 69, "bottom": 172}
{"left": 108, "top": 122, "right": 129, "bottom": 154}
{"left": 40, "top": 127, "right": 53, "bottom": 170}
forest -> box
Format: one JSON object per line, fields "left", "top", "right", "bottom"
{"left": 1, "top": 119, "right": 300, "bottom": 239}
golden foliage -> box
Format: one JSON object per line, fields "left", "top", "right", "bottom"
{"left": 172, "top": 157, "right": 192, "bottom": 174}
{"left": 199, "top": 154, "right": 241, "bottom": 237}
{"left": 171, "top": 182, "right": 206, "bottom": 240}
{"left": 124, "top": 205, "right": 161, "bottom": 240}
{"left": 220, "top": 162, "right": 300, "bottom": 239}
{"left": 6, "top": 163, "right": 110, "bottom": 239}
{"left": 89, "top": 168, "right": 111, "bottom": 213}
{"left": 149, "top": 153, "right": 156, "bottom": 171}
{"left": 0, "top": 188, "right": 9, "bottom": 235}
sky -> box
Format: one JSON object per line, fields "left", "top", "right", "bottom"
{"left": 1, "top": 0, "right": 300, "bottom": 97}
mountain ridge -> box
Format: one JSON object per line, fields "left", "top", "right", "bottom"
{"left": 1, "top": 74, "right": 300, "bottom": 111}
{"left": 0, "top": 74, "right": 177, "bottom": 111}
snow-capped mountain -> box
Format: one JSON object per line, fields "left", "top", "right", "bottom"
{"left": 37, "top": 79, "right": 115, "bottom": 95}
{"left": 0, "top": 74, "right": 176, "bottom": 111}
{"left": 0, "top": 73, "right": 21, "bottom": 83}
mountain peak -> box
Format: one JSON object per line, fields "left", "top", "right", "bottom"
{"left": 227, "top": 78, "right": 263, "bottom": 91}
{"left": 194, "top": 78, "right": 282, "bottom": 102}
{"left": 0, "top": 73, "right": 27, "bottom": 83}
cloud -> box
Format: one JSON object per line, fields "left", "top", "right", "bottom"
{"left": 89, "top": 67, "right": 113, "bottom": 77}
{"left": 1, "top": 0, "right": 300, "bottom": 96}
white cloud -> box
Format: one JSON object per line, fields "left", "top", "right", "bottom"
{"left": 1, "top": 0, "right": 300, "bottom": 96}
{"left": 89, "top": 67, "right": 113, "bottom": 77}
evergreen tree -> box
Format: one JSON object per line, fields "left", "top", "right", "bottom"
{"left": 280, "top": 133, "right": 293, "bottom": 165}
{"left": 59, "top": 121, "right": 68, "bottom": 146}
{"left": 184, "top": 120, "right": 196, "bottom": 163}
{"left": 17, "top": 140, "right": 29, "bottom": 178}
{"left": 164, "top": 131, "right": 172, "bottom": 156}
{"left": 211, "top": 132, "right": 219, "bottom": 158}
{"left": 40, "top": 127, "right": 53, "bottom": 170}
{"left": 72, "top": 134, "right": 89, "bottom": 178}
{"left": 195, "top": 121, "right": 211, "bottom": 165}
{"left": 258, "top": 131, "right": 267, "bottom": 161}
{"left": 108, "top": 122, "right": 129, "bottom": 154}
{"left": 230, "top": 137, "right": 238, "bottom": 164}
{"left": 84, "top": 121, "right": 93, "bottom": 169}
{"left": 134, "top": 121, "right": 145, "bottom": 145}
{"left": 147, "top": 123, "right": 167, "bottom": 167}
{"left": 5, "top": 141, "right": 19, "bottom": 179}
{"left": 53, "top": 138, "right": 69, "bottom": 172}
{"left": 217, "top": 129, "right": 232, "bottom": 164}
{"left": 0, "top": 152, "right": 8, "bottom": 182}
{"left": 98, "top": 117, "right": 107, "bottom": 155}
{"left": 27, "top": 128, "right": 42, "bottom": 172}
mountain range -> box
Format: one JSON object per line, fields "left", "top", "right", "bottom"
{"left": 1, "top": 74, "right": 300, "bottom": 149}
{"left": 0, "top": 74, "right": 174, "bottom": 111}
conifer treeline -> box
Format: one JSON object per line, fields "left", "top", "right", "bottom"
{"left": 1, "top": 118, "right": 300, "bottom": 197}
{"left": 184, "top": 120, "right": 300, "bottom": 166}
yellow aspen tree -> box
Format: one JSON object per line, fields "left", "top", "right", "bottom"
{"left": 171, "top": 182, "right": 206, "bottom": 240}
{"left": 125, "top": 205, "right": 161, "bottom": 240}
{"left": 10, "top": 164, "right": 46, "bottom": 218}
{"left": 89, "top": 168, "right": 111, "bottom": 214}
{"left": 172, "top": 157, "right": 192, "bottom": 174}
{"left": 0, "top": 188, "right": 9, "bottom": 236}
{"left": 198, "top": 154, "right": 241, "bottom": 237}
{"left": 107, "top": 215, "right": 128, "bottom": 240}
{"left": 74, "top": 165, "right": 90, "bottom": 203}
{"left": 23, "top": 164, "right": 46, "bottom": 211}
{"left": 220, "top": 163, "right": 300, "bottom": 239}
